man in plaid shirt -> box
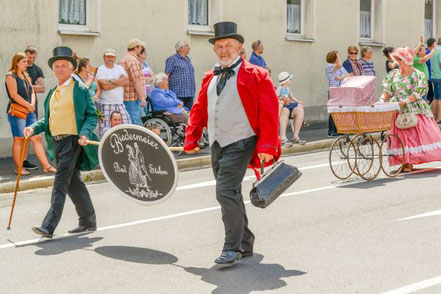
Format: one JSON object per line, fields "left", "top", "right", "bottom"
{"left": 119, "top": 39, "right": 146, "bottom": 125}
{"left": 165, "top": 40, "right": 196, "bottom": 110}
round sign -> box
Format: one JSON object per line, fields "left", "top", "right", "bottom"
{"left": 98, "top": 125, "right": 178, "bottom": 206}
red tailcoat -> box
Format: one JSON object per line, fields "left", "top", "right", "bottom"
{"left": 184, "top": 59, "right": 281, "bottom": 169}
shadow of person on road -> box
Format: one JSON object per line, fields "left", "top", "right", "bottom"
{"left": 94, "top": 245, "right": 178, "bottom": 265}
{"left": 30, "top": 233, "right": 103, "bottom": 256}
{"left": 179, "top": 253, "right": 306, "bottom": 294}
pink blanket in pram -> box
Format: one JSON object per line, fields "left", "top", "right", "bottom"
{"left": 328, "top": 76, "right": 376, "bottom": 106}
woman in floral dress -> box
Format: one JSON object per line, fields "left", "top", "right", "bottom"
{"left": 380, "top": 47, "right": 441, "bottom": 172}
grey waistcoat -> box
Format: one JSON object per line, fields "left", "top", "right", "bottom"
{"left": 207, "top": 63, "right": 255, "bottom": 147}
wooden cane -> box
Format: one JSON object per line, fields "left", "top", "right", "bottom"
{"left": 7, "top": 137, "right": 29, "bottom": 230}
{"left": 85, "top": 140, "right": 184, "bottom": 152}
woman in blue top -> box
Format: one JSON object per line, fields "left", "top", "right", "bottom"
{"left": 325, "top": 51, "right": 350, "bottom": 137}
{"left": 150, "top": 72, "right": 189, "bottom": 124}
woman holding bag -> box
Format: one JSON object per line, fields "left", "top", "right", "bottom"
{"left": 380, "top": 47, "right": 441, "bottom": 172}
{"left": 5, "top": 52, "right": 55, "bottom": 175}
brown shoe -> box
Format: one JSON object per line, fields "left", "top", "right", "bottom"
{"left": 403, "top": 163, "right": 413, "bottom": 172}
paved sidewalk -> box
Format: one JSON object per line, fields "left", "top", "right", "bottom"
{"left": 0, "top": 122, "right": 330, "bottom": 192}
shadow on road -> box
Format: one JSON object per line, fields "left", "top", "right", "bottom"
{"left": 29, "top": 233, "right": 103, "bottom": 256}
{"left": 335, "top": 167, "right": 441, "bottom": 190}
{"left": 177, "top": 253, "right": 306, "bottom": 294}
{"left": 94, "top": 245, "right": 178, "bottom": 265}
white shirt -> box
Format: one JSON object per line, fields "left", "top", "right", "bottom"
{"left": 58, "top": 77, "right": 73, "bottom": 95}
{"left": 96, "top": 64, "right": 127, "bottom": 104}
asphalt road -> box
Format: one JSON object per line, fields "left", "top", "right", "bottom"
{"left": 1, "top": 150, "right": 441, "bottom": 294}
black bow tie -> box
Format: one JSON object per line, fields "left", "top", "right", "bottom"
{"left": 213, "top": 58, "right": 242, "bottom": 95}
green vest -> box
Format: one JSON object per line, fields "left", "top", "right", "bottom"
{"left": 31, "top": 78, "right": 99, "bottom": 171}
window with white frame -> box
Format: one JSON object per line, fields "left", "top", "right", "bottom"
{"left": 58, "top": 0, "right": 100, "bottom": 35}
{"left": 287, "top": 0, "right": 302, "bottom": 34}
{"left": 360, "top": 0, "right": 372, "bottom": 39}
{"left": 425, "top": 0, "right": 434, "bottom": 41}
{"left": 188, "top": 0, "right": 209, "bottom": 26}
{"left": 359, "top": 0, "right": 385, "bottom": 45}
{"left": 187, "top": 0, "right": 221, "bottom": 35}
{"left": 286, "top": 0, "right": 316, "bottom": 41}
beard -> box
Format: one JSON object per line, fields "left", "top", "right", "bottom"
{"left": 218, "top": 53, "right": 239, "bottom": 66}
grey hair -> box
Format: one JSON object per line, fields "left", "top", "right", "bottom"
{"left": 154, "top": 72, "right": 168, "bottom": 86}
{"left": 175, "top": 40, "right": 188, "bottom": 51}
{"left": 51, "top": 60, "right": 74, "bottom": 70}
{"left": 360, "top": 46, "right": 372, "bottom": 58}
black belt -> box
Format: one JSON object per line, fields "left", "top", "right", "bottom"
{"left": 52, "top": 134, "right": 72, "bottom": 141}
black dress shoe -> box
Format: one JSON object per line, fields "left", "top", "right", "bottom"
{"left": 32, "top": 227, "right": 53, "bottom": 238}
{"left": 241, "top": 250, "right": 253, "bottom": 258}
{"left": 68, "top": 225, "right": 97, "bottom": 234}
{"left": 214, "top": 250, "right": 242, "bottom": 265}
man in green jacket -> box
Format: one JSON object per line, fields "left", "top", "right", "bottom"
{"left": 24, "top": 46, "right": 99, "bottom": 238}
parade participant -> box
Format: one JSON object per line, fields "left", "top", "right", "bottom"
{"left": 24, "top": 46, "right": 99, "bottom": 238}
{"left": 184, "top": 22, "right": 280, "bottom": 265}
{"left": 380, "top": 47, "right": 441, "bottom": 172}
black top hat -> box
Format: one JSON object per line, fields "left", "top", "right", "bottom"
{"left": 208, "top": 22, "right": 244, "bottom": 45}
{"left": 48, "top": 46, "right": 78, "bottom": 70}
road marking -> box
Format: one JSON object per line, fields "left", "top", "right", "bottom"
{"left": 382, "top": 274, "right": 441, "bottom": 294}
{"left": 176, "top": 162, "right": 330, "bottom": 190}
{"left": 0, "top": 179, "right": 353, "bottom": 250}
{"left": 395, "top": 209, "right": 441, "bottom": 221}
{"left": 2, "top": 164, "right": 438, "bottom": 250}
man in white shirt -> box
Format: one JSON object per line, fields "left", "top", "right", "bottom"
{"left": 96, "top": 49, "right": 131, "bottom": 136}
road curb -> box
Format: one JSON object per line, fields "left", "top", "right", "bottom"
{"left": 0, "top": 138, "right": 335, "bottom": 194}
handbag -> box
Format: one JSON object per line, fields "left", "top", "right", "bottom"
{"left": 8, "top": 103, "right": 29, "bottom": 120}
{"left": 395, "top": 112, "right": 418, "bottom": 129}
{"left": 249, "top": 160, "right": 302, "bottom": 209}
{"left": 7, "top": 77, "right": 31, "bottom": 120}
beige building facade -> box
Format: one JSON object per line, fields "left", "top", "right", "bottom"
{"left": 0, "top": 0, "right": 437, "bottom": 156}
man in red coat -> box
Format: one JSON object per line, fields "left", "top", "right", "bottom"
{"left": 184, "top": 22, "right": 280, "bottom": 265}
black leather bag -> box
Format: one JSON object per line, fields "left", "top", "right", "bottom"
{"left": 249, "top": 160, "right": 302, "bottom": 209}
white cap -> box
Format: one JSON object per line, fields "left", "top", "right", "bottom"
{"left": 103, "top": 48, "right": 116, "bottom": 56}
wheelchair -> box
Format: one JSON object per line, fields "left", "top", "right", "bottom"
{"left": 141, "top": 98, "right": 208, "bottom": 155}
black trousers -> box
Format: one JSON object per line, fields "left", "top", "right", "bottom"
{"left": 328, "top": 114, "right": 337, "bottom": 135}
{"left": 41, "top": 136, "right": 96, "bottom": 233}
{"left": 211, "top": 136, "right": 257, "bottom": 252}
{"left": 427, "top": 81, "right": 434, "bottom": 104}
